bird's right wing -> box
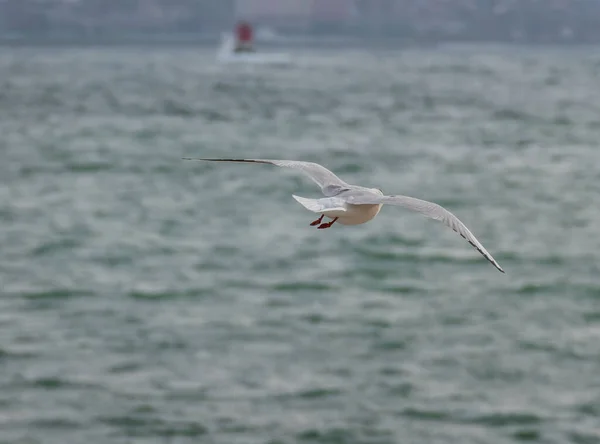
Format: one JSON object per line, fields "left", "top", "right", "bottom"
{"left": 181, "top": 158, "right": 352, "bottom": 197}
{"left": 346, "top": 192, "right": 504, "bottom": 273}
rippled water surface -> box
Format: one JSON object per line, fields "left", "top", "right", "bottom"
{"left": 1, "top": 44, "right": 600, "bottom": 444}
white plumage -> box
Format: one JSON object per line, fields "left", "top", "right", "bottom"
{"left": 182, "top": 157, "right": 505, "bottom": 273}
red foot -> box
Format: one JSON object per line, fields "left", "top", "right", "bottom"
{"left": 317, "top": 217, "right": 338, "bottom": 229}
{"left": 310, "top": 215, "right": 324, "bottom": 226}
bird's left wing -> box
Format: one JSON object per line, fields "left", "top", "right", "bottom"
{"left": 182, "top": 158, "right": 352, "bottom": 197}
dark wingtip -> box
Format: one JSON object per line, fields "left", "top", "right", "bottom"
{"left": 493, "top": 262, "right": 506, "bottom": 273}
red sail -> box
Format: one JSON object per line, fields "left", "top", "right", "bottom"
{"left": 236, "top": 21, "right": 253, "bottom": 43}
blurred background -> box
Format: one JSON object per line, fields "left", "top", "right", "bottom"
{"left": 1, "top": 1, "right": 600, "bottom": 444}
{"left": 2, "top": 0, "right": 600, "bottom": 44}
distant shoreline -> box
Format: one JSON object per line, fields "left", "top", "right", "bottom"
{"left": 0, "top": 33, "right": 598, "bottom": 48}
{"left": 0, "top": 34, "right": 428, "bottom": 49}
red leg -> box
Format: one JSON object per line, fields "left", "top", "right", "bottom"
{"left": 317, "top": 217, "right": 338, "bottom": 229}
{"left": 310, "top": 214, "right": 324, "bottom": 226}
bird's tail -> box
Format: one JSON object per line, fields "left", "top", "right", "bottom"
{"left": 292, "top": 195, "right": 346, "bottom": 213}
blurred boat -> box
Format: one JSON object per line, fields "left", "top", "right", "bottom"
{"left": 216, "top": 21, "right": 291, "bottom": 66}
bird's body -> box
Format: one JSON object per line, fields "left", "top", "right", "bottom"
{"left": 182, "top": 157, "right": 505, "bottom": 273}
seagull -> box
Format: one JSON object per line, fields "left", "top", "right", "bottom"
{"left": 182, "top": 158, "right": 505, "bottom": 273}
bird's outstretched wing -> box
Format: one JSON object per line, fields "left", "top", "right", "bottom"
{"left": 345, "top": 192, "right": 504, "bottom": 273}
{"left": 182, "top": 158, "right": 352, "bottom": 197}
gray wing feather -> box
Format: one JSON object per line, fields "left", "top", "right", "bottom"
{"left": 181, "top": 158, "right": 351, "bottom": 197}
{"left": 346, "top": 193, "right": 504, "bottom": 273}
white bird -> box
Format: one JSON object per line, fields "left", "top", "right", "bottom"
{"left": 182, "top": 158, "right": 505, "bottom": 273}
